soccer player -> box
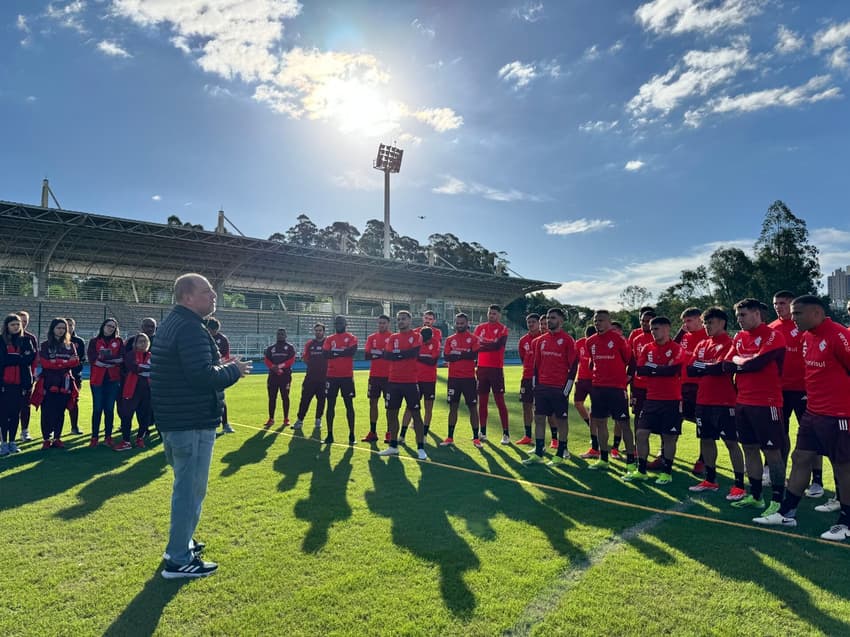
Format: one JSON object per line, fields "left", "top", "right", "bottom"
{"left": 378, "top": 311, "right": 428, "bottom": 460}
{"left": 207, "top": 317, "right": 234, "bottom": 433}
{"left": 474, "top": 304, "right": 511, "bottom": 444}
{"left": 16, "top": 310, "right": 38, "bottom": 442}
{"left": 686, "top": 307, "right": 747, "bottom": 499}
{"left": 629, "top": 310, "right": 656, "bottom": 465}
{"left": 264, "top": 328, "right": 296, "bottom": 428}
{"left": 322, "top": 315, "right": 358, "bottom": 445}
{"left": 624, "top": 317, "right": 685, "bottom": 485}
{"left": 363, "top": 315, "right": 392, "bottom": 442}
{"left": 441, "top": 313, "right": 481, "bottom": 447}
{"left": 675, "top": 307, "right": 708, "bottom": 475}
{"left": 37, "top": 318, "right": 80, "bottom": 449}
{"left": 516, "top": 313, "right": 543, "bottom": 445}
{"left": 421, "top": 310, "right": 443, "bottom": 343}
{"left": 0, "top": 314, "right": 36, "bottom": 455}
{"left": 753, "top": 295, "right": 850, "bottom": 541}
{"left": 400, "top": 326, "right": 440, "bottom": 440}
{"left": 575, "top": 325, "right": 598, "bottom": 457}
{"left": 87, "top": 318, "right": 124, "bottom": 446}
{"left": 292, "top": 323, "right": 327, "bottom": 431}
{"left": 769, "top": 290, "right": 824, "bottom": 496}
{"left": 723, "top": 298, "right": 787, "bottom": 515}
{"left": 66, "top": 317, "right": 86, "bottom": 436}
{"left": 586, "top": 310, "right": 634, "bottom": 471}
{"left": 522, "top": 308, "right": 576, "bottom": 466}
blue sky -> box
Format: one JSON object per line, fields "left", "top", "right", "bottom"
{"left": 2, "top": 0, "right": 850, "bottom": 307}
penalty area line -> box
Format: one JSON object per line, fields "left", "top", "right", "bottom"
{"left": 228, "top": 421, "right": 850, "bottom": 551}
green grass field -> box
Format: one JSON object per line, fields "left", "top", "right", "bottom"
{"left": 1, "top": 367, "right": 848, "bottom": 637}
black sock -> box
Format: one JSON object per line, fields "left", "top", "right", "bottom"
{"left": 557, "top": 440, "right": 566, "bottom": 458}
{"left": 839, "top": 504, "right": 850, "bottom": 527}
{"left": 780, "top": 491, "right": 802, "bottom": 516}
{"left": 524, "top": 424, "right": 532, "bottom": 437}
{"left": 448, "top": 424, "right": 456, "bottom": 438}
{"left": 590, "top": 434, "right": 599, "bottom": 451}
{"left": 750, "top": 477, "right": 763, "bottom": 500}
{"left": 600, "top": 449, "right": 609, "bottom": 462}
{"left": 698, "top": 453, "right": 704, "bottom": 462}
{"left": 734, "top": 471, "right": 745, "bottom": 489}
{"left": 423, "top": 425, "right": 430, "bottom": 436}
{"left": 535, "top": 438, "right": 544, "bottom": 456}
{"left": 813, "top": 469, "right": 824, "bottom": 486}
{"left": 612, "top": 435, "right": 622, "bottom": 450}
{"left": 390, "top": 440, "right": 398, "bottom": 448}
{"left": 661, "top": 456, "right": 673, "bottom": 475}
{"left": 418, "top": 441, "right": 424, "bottom": 450}
{"left": 400, "top": 425, "right": 408, "bottom": 437}
{"left": 550, "top": 426, "right": 558, "bottom": 440}
{"left": 638, "top": 457, "right": 647, "bottom": 473}
{"left": 480, "top": 427, "right": 487, "bottom": 437}
{"left": 626, "top": 452, "right": 635, "bottom": 465}
{"left": 772, "top": 484, "right": 784, "bottom": 504}
{"left": 583, "top": 417, "right": 590, "bottom": 426}
{"left": 370, "top": 421, "right": 377, "bottom": 433}
{"left": 706, "top": 465, "right": 717, "bottom": 483}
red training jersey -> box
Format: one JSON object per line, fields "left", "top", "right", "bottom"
{"left": 727, "top": 323, "right": 785, "bottom": 407}
{"left": 474, "top": 321, "right": 509, "bottom": 368}
{"left": 417, "top": 337, "right": 440, "bottom": 382}
{"left": 533, "top": 330, "right": 576, "bottom": 388}
{"left": 679, "top": 327, "right": 708, "bottom": 383}
{"left": 575, "top": 336, "right": 593, "bottom": 381}
{"left": 802, "top": 319, "right": 850, "bottom": 417}
{"left": 323, "top": 332, "right": 358, "bottom": 378}
{"left": 587, "top": 330, "right": 632, "bottom": 389}
{"left": 691, "top": 334, "right": 736, "bottom": 406}
{"left": 388, "top": 330, "right": 422, "bottom": 384}
{"left": 630, "top": 329, "right": 654, "bottom": 390}
{"left": 519, "top": 331, "right": 542, "bottom": 380}
{"left": 444, "top": 332, "right": 480, "bottom": 379}
{"left": 365, "top": 331, "right": 392, "bottom": 378}
{"left": 768, "top": 317, "right": 806, "bottom": 392}
{"left": 638, "top": 340, "right": 685, "bottom": 401}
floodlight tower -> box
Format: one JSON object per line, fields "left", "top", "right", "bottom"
{"left": 372, "top": 143, "right": 404, "bottom": 259}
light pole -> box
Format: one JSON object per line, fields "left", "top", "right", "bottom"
{"left": 373, "top": 143, "right": 403, "bottom": 259}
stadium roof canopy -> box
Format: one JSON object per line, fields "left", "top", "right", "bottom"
{"left": 0, "top": 200, "right": 559, "bottom": 307}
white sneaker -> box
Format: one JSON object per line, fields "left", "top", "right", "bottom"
{"left": 752, "top": 512, "right": 797, "bottom": 527}
{"left": 478, "top": 433, "right": 487, "bottom": 441}
{"left": 378, "top": 446, "right": 399, "bottom": 457}
{"left": 820, "top": 524, "right": 850, "bottom": 541}
{"left": 314, "top": 418, "right": 322, "bottom": 429}
{"left": 761, "top": 467, "right": 771, "bottom": 487}
{"left": 22, "top": 429, "right": 31, "bottom": 442}
{"left": 500, "top": 434, "right": 511, "bottom": 445}
{"left": 804, "top": 483, "right": 825, "bottom": 498}
{"left": 815, "top": 497, "right": 841, "bottom": 513}
{"left": 291, "top": 420, "right": 303, "bottom": 430}
{"left": 417, "top": 448, "right": 428, "bottom": 461}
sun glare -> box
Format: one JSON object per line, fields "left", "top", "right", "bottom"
{"left": 315, "top": 78, "right": 403, "bottom": 137}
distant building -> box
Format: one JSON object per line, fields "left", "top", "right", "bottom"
{"left": 827, "top": 266, "right": 850, "bottom": 308}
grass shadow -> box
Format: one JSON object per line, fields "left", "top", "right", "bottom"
{"left": 273, "top": 435, "right": 322, "bottom": 493}
{"left": 293, "top": 446, "right": 354, "bottom": 553}
{"left": 219, "top": 428, "right": 279, "bottom": 478}
{"left": 102, "top": 567, "right": 187, "bottom": 637}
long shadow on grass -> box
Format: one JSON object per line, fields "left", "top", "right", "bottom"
{"left": 273, "top": 434, "right": 325, "bottom": 493}
{"left": 103, "top": 568, "right": 187, "bottom": 637}
{"left": 219, "top": 427, "right": 279, "bottom": 478}
{"left": 293, "top": 446, "right": 354, "bottom": 553}
{"left": 637, "top": 521, "right": 850, "bottom": 636}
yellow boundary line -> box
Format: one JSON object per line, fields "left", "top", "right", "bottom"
{"left": 229, "top": 421, "right": 849, "bottom": 550}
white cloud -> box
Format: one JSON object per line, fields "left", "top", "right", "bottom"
{"left": 829, "top": 47, "right": 849, "bottom": 70}
{"left": 412, "top": 107, "right": 463, "bottom": 132}
{"left": 204, "top": 84, "right": 233, "bottom": 98}
{"left": 775, "top": 25, "right": 804, "bottom": 55}
{"left": 583, "top": 45, "right": 600, "bottom": 61}
{"left": 685, "top": 74, "right": 841, "bottom": 126}
{"left": 813, "top": 20, "right": 850, "bottom": 54}
{"left": 17, "top": 14, "right": 31, "bottom": 46}
{"left": 498, "top": 59, "right": 559, "bottom": 90}
{"left": 97, "top": 40, "right": 132, "bottom": 58}
{"left": 628, "top": 39, "right": 750, "bottom": 121}
{"left": 584, "top": 41, "right": 623, "bottom": 61}
{"left": 151, "top": 194, "right": 161, "bottom": 201}
{"left": 171, "top": 35, "right": 191, "bottom": 54}
{"left": 543, "top": 219, "right": 615, "bottom": 236}
{"left": 46, "top": 0, "right": 87, "bottom": 33}
{"left": 625, "top": 160, "right": 646, "bottom": 171}
{"left": 398, "top": 132, "right": 423, "bottom": 146}
{"left": 578, "top": 119, "right": 619, "bottom": 132}
{"left": 635, "top": 0, "right": 764, "bottom": 36}
{"left": 609, "top": 40, "right": 625, "bottom": 54}
{"left": 512, "top": 1, "right": 544, "bottom": 23}
{"left": 25, "top": 95, "right": 37, "bottom": 103}
{"left": 331, "top": 170, "right": 383, "bottom": 191}
{"left": 411, "top": 18, "right": 435, "bottom": 39}
{"left": 432, "top": 176, "right": 545, "bottom": 202}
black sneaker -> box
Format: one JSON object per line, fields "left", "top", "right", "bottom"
{"left": 161, "top": 556, "right": 218, "bottom": 579}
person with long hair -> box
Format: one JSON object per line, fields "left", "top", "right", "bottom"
{"left": 87, "top": 318, "right": 124, "bottom": 447}
{"left": 37, "top": 318, "right": 79, "bottom": 449}
{"left": 15, "top": 310, "right": 38, "bottom": 442}
{"left": 117, "top": 332, "right": 152, "bottom": 451}
{"left": 66, "top": 317, "right": 87, "bottom": 436}
{"left": 0, "top": 314, "right": 36, "bottom": 454}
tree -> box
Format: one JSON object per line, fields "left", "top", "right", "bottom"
{"left": 753, "top": 200, "right": 821, "bottom": 299}
{"left": 618, "top": 285, "right": 651, "bottom": 310}
{"left": 280, "top": 214, "right": 319, "bottom": 247}
{"left": 655, "top": 266, "right": 712, "bottom": 319}
{"left": 167, "top": 214, "right": 204, "bottom": 230}
{"left": 316, "top": 221, "right": 361, "bottom": 252}
{"left": 708, "top": 247, "right": 758, "bottom": 310}
{"left": 392, "top": 235, "right": 428, "bottom": 263}
{"left": 358, "top": 219, "right": 398, "bottom": 257}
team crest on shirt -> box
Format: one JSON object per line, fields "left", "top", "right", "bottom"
{"left": 665, "top": 349, "right": 672, "bottom": 357}
{"left": 607, "top": 340, "right": 614, "bottom": 349}
{"left": 715, "top": 344, "right": 723, "bottom": 352}
{"left": 754, "top": 337, "right": 762, "bottom": 346}
{"left": 408, "top": 336, "right": 414, "bottom": 344}
{"left": 557, "top": 338, "right": 563, "bottom": 346}
{"left": 820, "top": 339, "right": 827, "bottom": 351}
{"left": 344, "top": 337, "right": 350, "bottom": 344}
{"left": 698, "top": 347, "right": 706, "bottom": 357}
{"left": 111, "top": 342, "right": 119, "bottom": 349}
{"left": 791, "top": 328, "right": 799, "bottom": 337}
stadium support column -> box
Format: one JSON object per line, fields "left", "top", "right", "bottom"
{"left": 32, "top": 260, "right": 48, "bottom": 298}
{"left": 333, "top": 292, "right": 349, "bottom": 316}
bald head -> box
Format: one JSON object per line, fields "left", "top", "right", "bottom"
{"left": 174, "top": 273, "right": 216, "bottom": 317}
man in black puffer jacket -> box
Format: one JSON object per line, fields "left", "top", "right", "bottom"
{"left": 151, "top": 273, "right": 251, "bottom": 579}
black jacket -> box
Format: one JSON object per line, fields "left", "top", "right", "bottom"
{"left": 150, "top": 305, "right": 241, "bottom": 431}
{"left": 0, "top": 335, "right": 36, "bottom": 390}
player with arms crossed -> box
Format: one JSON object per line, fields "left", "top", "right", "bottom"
{"left": 516, "top": 313, "right": 542, "bottom": 445}
{"left": 441, "top": 313, "right": 481, "bottom": 447}
{"left": 363, "top": 315, "right": 392, "bottom": 443}
{"left": 322, "top": 316, "right": 358, "bottom": 445}
{"left": 474, "top": 304, "right": 511, "bottom": 445}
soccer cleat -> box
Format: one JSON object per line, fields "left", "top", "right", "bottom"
{"left": 753, "top": 512, "right": 797, "bottom": 527}
{"left": 263, "top": 419, "right": 273, "bottom": 429}
{"left": 472, "top": 438, "right": 483, "bottom": 449}
{"left": 820, "top": 524, "right": 850, "bottom": 541}
{"left": 515, "top": 435, "right": 533, "bottom": 445}
{"left": 284, "top": 418, "right": 290, "bottom": 426}
{"left": 501, "top": 433, "right": 512, "bottom": 445}
{"left": 609, "top": 448, "right": 622, "bottom": 460}
{"left": 624, "top": 463, "right": 637, "bottom": 473}
{"left": 689, "top": 480, "right": 720, "bottom": 492}
{"left": 547, "top": 455, "right": 567, "bottom": 467}
{"left": 726, "top": 486, "right": 747, "bottom": 501}
{"left": 378, "top": 446, "right": 400, "bottom": 457}
{"left": 384, "top": 432, "right": 391, "bottom": 443}
{"left": 761, "top": 466, "right": 771, "bottom": 487}
{"left": 646, "top": 456, "right": 664, "bottom": 471}
{"left": 761, "top": 501, "right": 781, "bottom": 517}
{"left": 291, "top": 420, "right": 303, "bottom": 430}
{"left": 88, "top": 437, "right": 99, "bottom": 448}
{"left": 417, "top": 448, "right": 428, "bottom": 461}
{"left": 222, "top": 423, "right": 235, "bottom": 434}
{"left": 104, "top": 437, "right": 113, "bottom": 447}
{"left": 622, "top": 470, "right": 651, "bottom": 482}
{"left": 22, "top": 429, "right": 32, "bottom": 442}
{"left": 805, "top": 483, "right": 825, "bottom": 498}
{"left": 478, "top": 432, "right": 487, "bottom": 441}
{"left": 161, "top": 557, "right": 218, "bottom": 580}
{"left": 361, "top": 431, "right": 378, "bottom": 442}
{"left": 0, "top": 443, "right": 9, "bottom": 457}
{"left": 731, "top": 495, "right": 763, "bottom": 509}
{"left": 587, "top": 459, "right": 609, "bottom": 471}
{"left": 691, "top": 460, "right": 705, "bottom": 476}
{"left": 522, "top": 453, "right": 544, "bottom": 466}
{"left": 549, "top": 439, "right": 558, "bottom": 450}
{"left": 8, "top": 442, "right": 20, "bottom": 454}
{"left": 52, "top": 439, "right": 65, "bottom": 449}
{"left": 439, "top": 437, "right": 454, "bottom": 447}
{"left": 580, "top": 448, "right": 600, "bottom": 459}
{"left": 655, "top": 473, "right": 673, "bottom": 485}
{"left": 815, "top": 497, "right": 841, "bottom": 513}
{"left": 135, "top": 437, "right": 145, "bottom": 448}
{"left": 113, "top": 441, "right": 132, "bottom": 452}
{"left": 41, "top": 440, "right": 51, "bottom": 450}
{"left": 70, "top": 428, "right": 83, "bottom": 436}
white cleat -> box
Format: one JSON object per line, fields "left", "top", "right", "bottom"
{"left": 804, "top": 483, "right": 825, "bottom": 498}
{"left": 752, "top": 512, "right": 797, "bottom": 527}
{"left": 378, "top": 446, "right": 399, "bottom": 457}
{"left": 500, "top": 434, "right": 511, "bottom": 445}
{"left": 815, "top": 497, "right": 841, "bottom": 513}
{"left": 478, "top": 433, "right": 487, "bottom": 442}
{"left": 417, "top": 448, "right": 428, "bottom": 461}
{"left": 820, "top": 524, "right": 850, "bottom": 542}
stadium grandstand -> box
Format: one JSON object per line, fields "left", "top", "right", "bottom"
{"left": 0, "top": 199, "right": 558, "bottom": 359}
